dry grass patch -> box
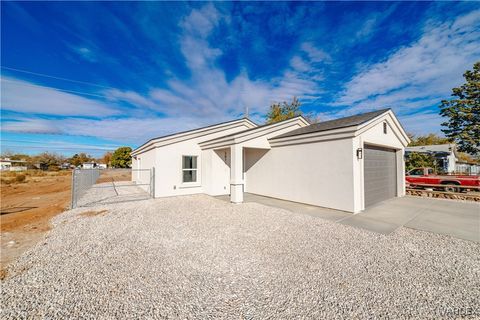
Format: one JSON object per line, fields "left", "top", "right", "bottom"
{"left": 1, "top": 170, "right": 71, "bottom": 185}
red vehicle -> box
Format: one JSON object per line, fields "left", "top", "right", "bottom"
{"left": 406, "top": 167, "right": 480, "bottom": 193}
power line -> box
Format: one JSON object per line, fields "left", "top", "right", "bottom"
{"left": 2, "top": 78, "right": 160, "bottom": 109}
{"left": 0, "top": 141, "right": 120, "bottom": 151}
{"left": 1, "top": 78, "right": 108, "bottom": 99}
{"left": 1, "top": 144, "right": 118, "bottom": 151}
{"left": 1, "top": 66, "right": 155, "bottom": 107}
{"left": 0, "top": 145, "right": 116, "bottom": 151}
{"left": 0, "top": 139, "right": 120, "bottom": 149}
{"left": 1, "top": 66, "right": 115, "bottom": 89}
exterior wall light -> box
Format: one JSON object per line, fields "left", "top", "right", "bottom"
{"left": 357, "top": 148, "right": 363, "bottom": 159}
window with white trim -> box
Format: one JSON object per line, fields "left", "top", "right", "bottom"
{"left": 182, "top": 156, "right": 198, "bottom": 183}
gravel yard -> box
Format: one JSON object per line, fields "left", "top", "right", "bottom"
{"left": 1, "top": 194, "right": 479, "bottom": 319}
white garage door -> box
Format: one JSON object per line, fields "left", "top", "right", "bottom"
{"left": 364, "top": 145, "right": 397, "bottom": 207}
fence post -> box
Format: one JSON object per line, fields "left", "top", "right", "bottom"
{"left": 151, "top": 167, "right": 155, "bottom": 198}
{"left": 70, "top": 169, "right": 76, "bottom": 209}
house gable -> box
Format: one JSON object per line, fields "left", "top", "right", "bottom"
{"left": 132, "top": 118, "right": 257, "bottom": 156}
{"left": 199, "top": 116, "right": 310, "bottom": 150}
{"left": 269, "top": 109, "right": 410, "bottom": 147}
{"left": 355, "top": 110, "right": 410, "bottom": 148}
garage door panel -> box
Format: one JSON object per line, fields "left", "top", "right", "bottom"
{"left": 364, "top": 145, "right": 397, "bottom": 207}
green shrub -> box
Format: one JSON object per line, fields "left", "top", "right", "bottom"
{"left": 405, "top": 152, "right": 436, "bottom": 172}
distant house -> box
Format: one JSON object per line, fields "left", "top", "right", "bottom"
{"left": 0, "top": 158, "right": 28, "bottom": 171}
{"left": 81, "top": 162, "right": 107, "bottom": 169}
{"left": 82, "top": 162, "right": 97, "bottom": 169}
{"left": 405, "top": 144, "right": 458, "bottom": 173}
{"left": 0, "top": 158, "right": 11, "bottom": 171}
{"left": 456, "top": 160, "right": 480, "bottom": 175}
{"left": 60, "top": 163, "right": 75, "bottom": 170}
{"left": 405, "top": 144, "right": 479, "bottom": 174}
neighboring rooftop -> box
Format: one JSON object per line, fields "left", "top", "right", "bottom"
{"left": 0, "top": 158, "right": 27, "bottom": 163}
{"left": 405, "top": 144, "right": 457, "bottom": 154}
{"left": 272, "top": 108, "right": 391, "bottom": 139}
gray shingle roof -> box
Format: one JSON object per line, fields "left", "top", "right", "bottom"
{"left": 133, "top": 118, "right": 257, "bottom": 152}
{"left": 272, "top": 108, "right": 391, "bottom": 139}
{"left": 405, "top": 144, "right": 456, "bottom": 154}
{"left": 203, "top": 115, "right": 307, "bottom": 142}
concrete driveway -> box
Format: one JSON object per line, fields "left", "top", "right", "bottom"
{"left": 218, "top": 193, "right": 480, "bottom": 242}
{"left": 341, "top": 196, "right": 479, "bottom": 242}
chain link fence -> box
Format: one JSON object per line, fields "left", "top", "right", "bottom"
{"left": 71, "top": 168, "right": 154, "bottom": 208}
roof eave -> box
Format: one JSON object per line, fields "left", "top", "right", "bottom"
{"left": 199, "top": 116, "right": 309, "bottom": 149}
{"left": 132, "top": 118, "right": 257, "bottom": 156}
{"left": 354, "top": 109, "right": 410, "bottom": 146}
{"left": 270, "top": 109, "right": 410, "bottom": 147}
{"left": 269, "top": 124, "right": 360, "bottom": 144}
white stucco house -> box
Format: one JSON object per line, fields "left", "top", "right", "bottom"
{"left": 132, "top": 109, "right": 410, "bottom": 213}
{"left": 0, "top": 158, "right": 12, "bottom": 171}
{"left": 0, "top": 158, "right": 27, "bottom": 171}
{"left": 82, "top": 162, "right": 97, "bottom": 170}
{"left": 405, "top": 144, "right": 458, "bottom": 173}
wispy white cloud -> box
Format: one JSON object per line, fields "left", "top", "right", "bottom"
{"left": 352, "top": 6, "right": 397, "bottom": 43}
{"left": 1, "top": 138, "right": 120, "bottom": 151}
{"left": 289, "top": 42, "right": 330, "bottom": 77}
{"left": 355, "top": 17, "right": 378, "bottom": 40}
{"left": 300, "top": 42, "right": 331, "bottom": 63}
{"left": 1, "top": 118, "right": 62, "bottom": 134}
{"left": 1, "top": 76, "right": 118, "bottom": 116}
{"left": 2, "top": 116, "right": 205, "bottom": 143}
{"left": 73, "top": 46, "right": 97, "bottom": 62}
{"left": 107, "top": 4, "right": 324, "bottom": 121}
{"left": 61, "top": 117, "right": 204, "bottom": 142}
{"left": 398, "top": 111, "right": 445, "bottom": 135}
{"left": 2, "top": 4, "right": 327, "bottom": 144}
{"left": 6, "top": 3, "right": 472, "bottom": 145}
{"left": 104, "top": 89, "right": 158, "bottom": 110}
{"left": 180, "top": 3, "right": 221, "bottom": 38}
{"left": 290, "top": 56, "right": 310, "bottom": 72}
{"left": 0, "top": 135, "right": 124, "bottom": 156}
{"left": 335, "top": 9, "right": 480, "bottom": 116}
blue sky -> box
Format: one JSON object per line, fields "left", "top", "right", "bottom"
{"left": 1, "top": 2, "right": 479, "bottom": 157}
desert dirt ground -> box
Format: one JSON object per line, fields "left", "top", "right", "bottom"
{"left": 0, "top": 171, "right": 72, "bottom": 279}
{"left": 0, "top": 169, "right": 132, "bottom": 279}
{"left": 96, "top": 169, "right": 131, "bottom": 184}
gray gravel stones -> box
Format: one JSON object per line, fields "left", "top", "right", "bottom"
{"left": 1, "top": 194, "right": 479, "bottom": 319}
